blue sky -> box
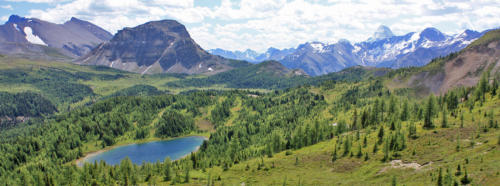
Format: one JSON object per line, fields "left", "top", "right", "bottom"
{"left": 1, "top": 0, "right": 499, "bottom": 52}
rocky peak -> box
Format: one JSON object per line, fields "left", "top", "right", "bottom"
{"left": 77, "top": 19, "right": 233, "bottom": 75}
{"left": 420, "top": 27, "right": 446, "bottom": 41}
{"left": 372, "top": 25, "right": 394, "bottom": 41}
{"left": 6, "top": 15, "right": 28, "bottom": 24}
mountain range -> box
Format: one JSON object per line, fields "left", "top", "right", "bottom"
{"left": 208, "top": 47, "right": 296, "bottom": 63}
{"left": 0, "top": 15, "right": 493, "bottom": 77}
{"left": 209, "top": 25, "right": 486, "bottom": 76}
{"left": 0, "top": 15, "right": 112, "bottom": 60}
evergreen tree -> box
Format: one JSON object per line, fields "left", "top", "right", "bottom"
{"left": 184, "top": 168, "right": 190, "bottom": 183}
{"left": 455, "top": 164, "right": 462, "bottom": 176}
{"left": 363, "top": 135, "right": 368, "bottom": 147}
{"left": 356, "top": 144, "right": 363, "bottom": 158}
{"left": 460, "top": 112, "right": 464, "bottom": 128}
{"left": 437, "top": 168, "right": 443, "bottom": 186}
{"left": 460, "top": 168, "right": 471, "bottom": 184}
{"left": 401, "top": 100, "right": 409, "bottom": 121}
{"left": 424, "top": 95, "right": 436, "bottom": 129}
{"left": 332, "top": 147, "right": 338, "bottom": 162}
{"left": 164, "top": 158, "right": 172, "bottom": 181}
{"left": 391, "top": 176, "right": 397, "bottom": 186}
{"left": 441, "top": 107, "right": 448, "bottom": 128}
{"left": 408, "top": 121, "right": 417, "bottom": 139}
{"left": 377, "top": 126, "right": 385, "bottom": 144}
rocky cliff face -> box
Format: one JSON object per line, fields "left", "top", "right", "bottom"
{"left": 388, "top": 29, "right": 500, "bottom": 95}
{"left": 77, "top": 20, "right": 234, "bottom": 75}
{"left": 0, "top": 15, "right": 112, "bottom": 59}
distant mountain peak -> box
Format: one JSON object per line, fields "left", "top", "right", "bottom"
{"left": 7, "top": 15, "right": 28, "bottom": 23}
{"left": 372, "top": 25, "right": 394, "bottom": 41}
{"left": 419, "top": 27, "right": 446, "bottom": 41}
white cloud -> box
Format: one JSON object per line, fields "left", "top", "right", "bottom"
{"left": 6, "top": 0, "right": 69, "bottom": 3}
{"left": 21, "top": 0, "right": 500, "bottom": 52}
{"left": 1, "top": 5, "right": 13, "bottom": 10}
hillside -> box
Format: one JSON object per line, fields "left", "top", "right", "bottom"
{"left": 387, "top": 29, "right": 500, "bottom": 95}
{"left": 166, "top": 60, "right": 309, "bottom": 89}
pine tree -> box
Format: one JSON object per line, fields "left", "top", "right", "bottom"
{"left": 441, "top": 107, "right": 448, "bottom": 128}
{"left": 164, "top": 158, "right": 172, "bottom": 181}
{"left": 401, "top": 100, "right": 409, "bottom": 121}
{"left": 424, "top": 95, "right": 436, "bottom": 129}
{"left": 363, "top": 135, "right": 368, "bottom": 147}
{"left": 352, "top": 109, "right": 358, "bottom": 130}
{"left": 408, "top": 121, "right": 417, "bottom": 139}
{"left": 460, "top": 112, "right": 464, "bottom": 128}
{"left": 184, "top": 167, "right": 190, "bottom": 183}
{"left": 373, "top": 142, "right": 379, "bottom": 153}
{"left": 383, "top": 137, "right": 390, "bottom": 162}
{"left": 460, "top": 168, "right": 471, "bottom": 184}
{"left": 455, "top": 164, "right": 462, "bottom": 176}
{"left": 356, "top": 144, "right": 363, "bottom": 158}
{"left": 332, "top": 145, "right": 338, "bottom": 162}
{"left": 491, "top": 78, "right": 498, "bottom": 96}
{"left": 378, "top": 126, "right": 385, "bottom": 144}
{"left": 437, "top": 168, "right": 443, "bottom": 186}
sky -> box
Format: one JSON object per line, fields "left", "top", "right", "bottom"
{"left": 1, "top": 0, "right": 499, "bottom": 53}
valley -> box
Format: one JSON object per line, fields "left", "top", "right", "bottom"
{"left": 0, "top": 4, "right": 499, "bottom": 186}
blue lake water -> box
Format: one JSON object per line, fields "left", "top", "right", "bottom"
{"left": 81, "top": 136, "right": 205, "bottom": 165}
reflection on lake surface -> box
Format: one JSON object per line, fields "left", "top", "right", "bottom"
{"left": 81, "top": 136, "right": 205, "bottom": 165}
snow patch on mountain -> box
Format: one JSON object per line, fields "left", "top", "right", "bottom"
{"left": 13, "top": 23, "right": 21, "bottom": 32}
{"left": 23, "top": 27, "right": 47, "bottom": 46}
{"left": 310, "top": 42, "right": 325, "bottom": 53}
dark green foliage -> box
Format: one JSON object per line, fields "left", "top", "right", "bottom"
{"left": 155, "top": 109, "right": 195, "bottom": 137}
{"left": 106, "top": 84, "right": 166, "bottom": 98}
{"left": 437, "top": 168, "right": 443, "bottom": 186}
{"left": 455, "top": 164, "right": 462, "bottom": 176}
{"left": 0, "top": 68, "right": 108, "bottom": 104}
{"left": 0, "top": 91, "right": 57, "bottom": 118}
{"left": 441, "top": 107, "right": 448, "bottom": 128}
{"left": 460, "top": 168, "right": 472, "bottom": 184}
{"left": 210, "top": 98, "right": 232, "bottom": 127}
{"left": 378, "top": 126, "right": 384, "bottom": 144}
{"left": 424, "top": 95, "right": 436, "bottom": 129}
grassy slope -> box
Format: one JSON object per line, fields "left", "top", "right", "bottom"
{"left": 0, "top": 56, "right": 268, "bottom": 109}
{"left": 178, "top": 92, "right": 500, "bottom": 186}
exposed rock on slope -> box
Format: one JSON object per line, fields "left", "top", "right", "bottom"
{"left": 389, "top": 29, "right": 500, "bottom": 94}
{"left": 0, "top": 15, "right": 112, "bottom": 59}
{"left": 77, "top": 20, "right": 238, "bottom": 75}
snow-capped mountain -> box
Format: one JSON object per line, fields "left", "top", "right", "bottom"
{"left": 355, "top": 27, "right": 482, "bottom": 68}
{"left": 208, "top": 48, "right": 260, "bottom": 62}
{"left": 208, "top": 25, "right": 484, "bottom": 76}
{"left": 209, "top": 47, "right": 296, "bottom": 63}
{"left": 0, "top": 15, "right": 112, "bottom": 59}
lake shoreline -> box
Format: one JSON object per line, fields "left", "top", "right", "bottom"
{"left": 75, "top": 135, "right": 208, "bottom": 167}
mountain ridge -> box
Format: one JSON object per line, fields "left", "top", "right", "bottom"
{"left": 76, "top": 19, "right": 245, "bottom": 75}
{"left": 0, "top": 15, "right": 112, "bottom": 59}
{"left": 209, "top": 26, "right": 486, "bottom": 76}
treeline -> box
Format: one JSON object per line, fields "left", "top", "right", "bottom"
{"left": 166, "top": 63, "right": 384, "bottom": 90}
{"left": 0, "top": 91, "right": 57, "bottom": 129}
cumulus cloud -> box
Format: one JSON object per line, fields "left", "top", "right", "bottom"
{"left": 21, "top": 0, "right": 500, "bottom": 52}
{"left": 1, "top": 5, "right": 13, "bottom": 10}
